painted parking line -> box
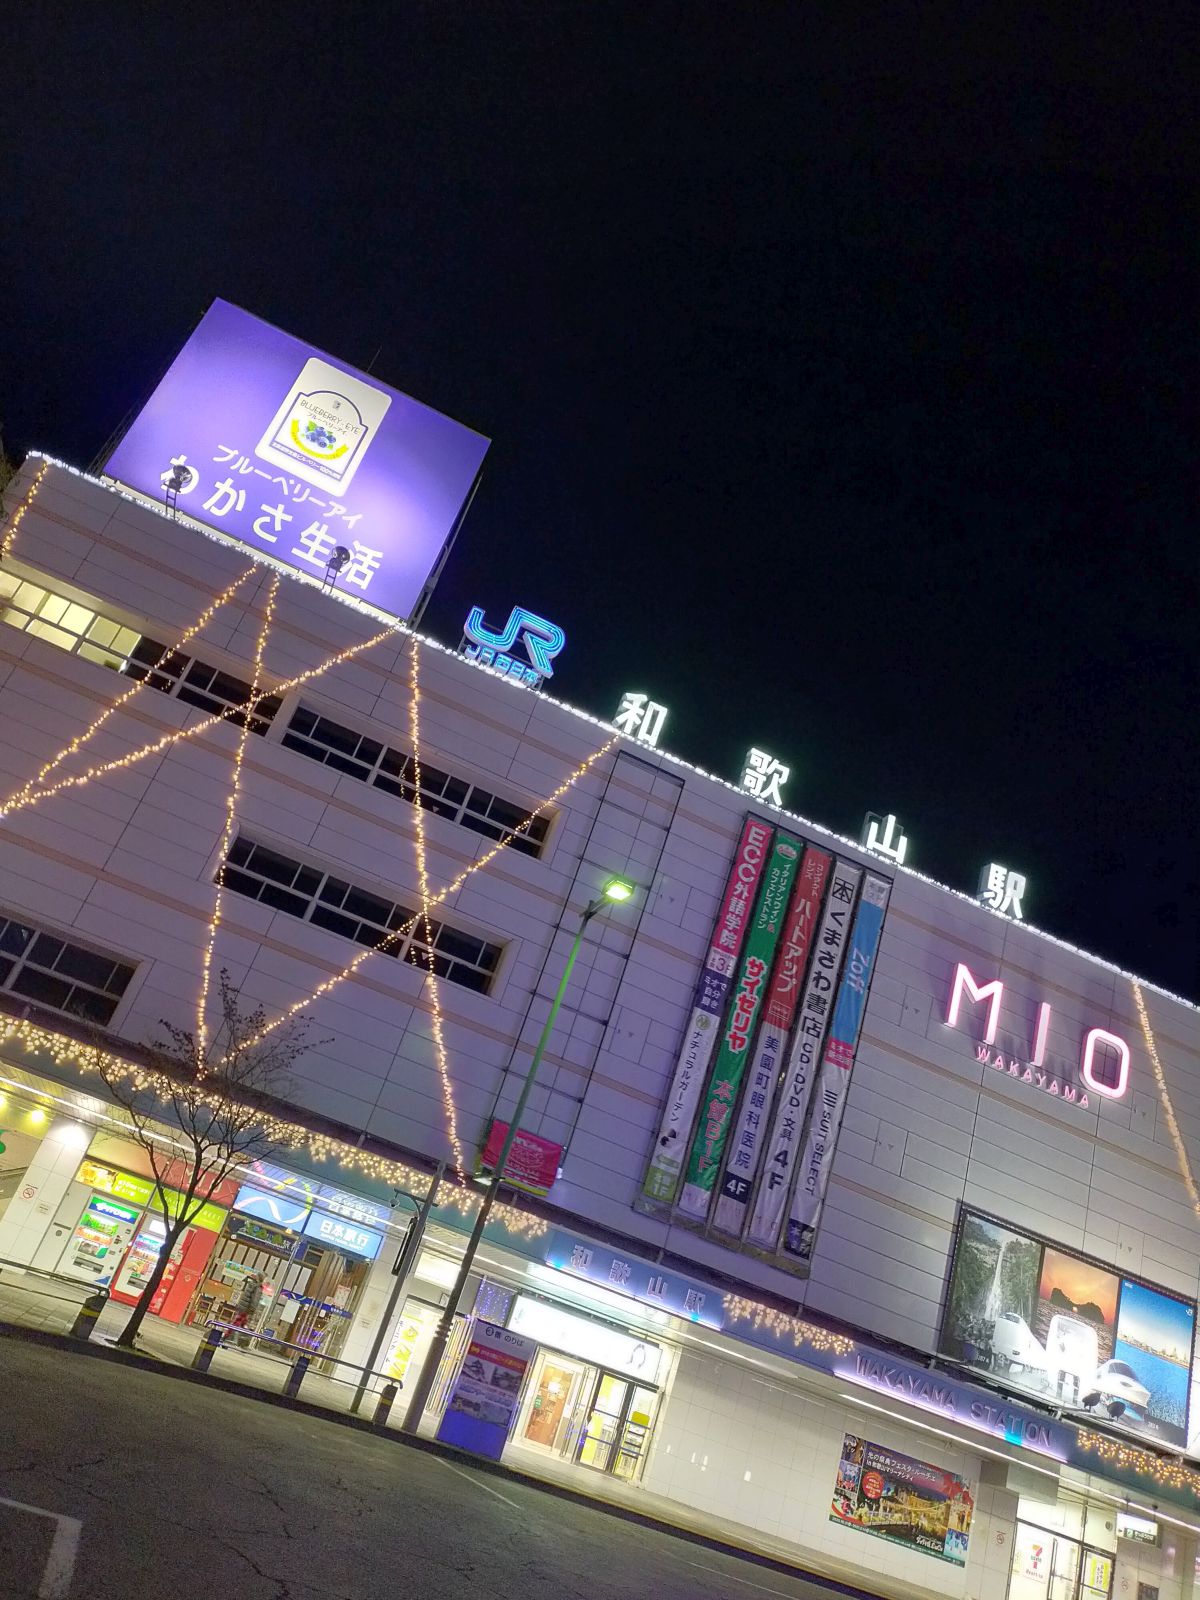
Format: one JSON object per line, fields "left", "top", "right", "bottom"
{"left": 682, "top": 1560, "right": 816, "bottom": 1598}
{"left": 433, "top": 1457, "right": 522, "bottom": 1509}
{"left": 0, "top": 1494, "right": 82, "bottom": 1599}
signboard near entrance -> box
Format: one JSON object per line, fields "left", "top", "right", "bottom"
{"left": 830, "top": 1433, "right": 975, "bottom": 1567}
{"left": 479, "top": 1120, "right": 561, "bottom": 1196}
{"left": 437, "top": 1320, "right": 535, "bottom": 1462}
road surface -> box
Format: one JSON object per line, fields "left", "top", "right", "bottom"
{"left": 0, "top": 1339, "right": 884, "bottom": 1600}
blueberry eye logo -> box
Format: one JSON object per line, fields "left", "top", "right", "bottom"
{"left": 303, "top": 420, "right": 339, "bottom": 452}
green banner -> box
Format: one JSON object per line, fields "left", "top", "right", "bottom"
{"left": 677, "top": 832, "right": 802, "bottom": 1218}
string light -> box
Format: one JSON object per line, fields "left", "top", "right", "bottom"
{"left": 5, "top": 563, "right": 258, "bottom": 818}
{"left": 0, "top": 614, "right": 411, "bottom": 820}
{"left": 1075, "top": 1428, "right": 1200, "bottom": 1496}
{"left": 725, "top": 1294, "right": 856, "bottom": 1357}
{"left": 1133, "top": 978, "right": 1200, "bottom": 1222}
{"left": 197, "top": 573, "right": 279, "bottom": 1060}
{"left": 0, "top": 459, "right": 50, "bottom": 564}
{"left": 0, "top": 1014, "right": 546, "bottom": 1241}
{"left": 407, "top": 636, "right": 465, "bottom": 1176}
{"left": 247, "top": 731, "right": 619, "bottom": 1048}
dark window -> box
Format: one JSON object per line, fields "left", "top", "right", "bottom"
{"left": 280, "top": 702, "right": 551, "bottom": 858}
{"left": 125, "top": 638, "right": 282, "bottom": 735}
{"left": 218, "top": 836, "right": 502, "bottom": 995}
{"left": 0, "top": 913, "right": 137, "bottom": 1025}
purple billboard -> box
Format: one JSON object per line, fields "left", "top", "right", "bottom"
{"left": 104, "top": 299, "right": 490, "bottom": 622}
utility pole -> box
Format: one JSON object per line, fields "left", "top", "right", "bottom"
{"left": 400, "top": 877, "right": 635, "bottom": 1434}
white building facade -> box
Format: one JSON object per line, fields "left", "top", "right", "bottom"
{"left": 1, "top": 455, "right": 1198, "bottom": 1600}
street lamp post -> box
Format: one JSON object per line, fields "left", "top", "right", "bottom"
{"left": 400, "top": 875, "right": 635, "bottom": 1434}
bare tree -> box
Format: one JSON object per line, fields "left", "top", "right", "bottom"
{"left": 95, "top": 971, "right": 316, "bottom": 1348}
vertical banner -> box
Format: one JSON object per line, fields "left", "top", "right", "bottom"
{"left": 784, "top": 872, "right": 890, "bottom": 1261}
{"left": 745, "top": 860, "right": 862, "bottom": 1248}
{"left": 677, "top": 833, "right": 803, "bottom": 1219}
{"left": 640, "top": 817, "right": 775, "bottom": 1206}
{"left": 436, "top": 1320, "right": 535, "bottom": 1461}
{"left": 712, "top": 847, "right": 832, "bottom": 1236}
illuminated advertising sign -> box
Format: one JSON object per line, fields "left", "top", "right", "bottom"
{"left": 944, "top": 962, "right": 1131, "bottom": 1108}
{"left": 460, "top": 604, "right": 565, "bottom": 686}
{"left": 302, "top": 1209, "right": 383, "bottom": 1259}
{"left": 831, "top": 1433, "right": 975, "bottom": 1567}
{"left": 104, "top": 299, "right": 490, "bottom": 623}
{"left": 941, "top": 1207, "right": 1195, "bottom": 1450}
{"left": 545, "top": 1228, "right": 724, "bottom": 1330}
{"left": 233, "top": 1183, "right": 310, "bottom": 1232}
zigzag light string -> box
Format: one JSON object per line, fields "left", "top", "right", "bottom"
{"left": 246, "top": 730, "right": 619, "bottom": 1049}
{"left": 0, "top": 459, "right": 50, "bottom": 563}
{"left": 0, "top": 615, "right": 410, "bottom": 820}
{"left": 406, "top": 636, "right": 465, "bottom": 1176}
{"left": 6, "top": 563, "right": 258, "bottom": 817}
{"left": 1132, "top": 978, "right": 1200, "bottom": 1222}
{"left": 197, "top": 573, "right": 279, "bottom": 1061}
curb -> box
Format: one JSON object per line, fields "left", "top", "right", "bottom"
{"left": 2, "top": 1317, "right": 884, "bottom": 1600}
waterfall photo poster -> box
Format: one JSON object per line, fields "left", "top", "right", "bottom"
{"left": 940, "top": 1208, "right": 1195, "bottom": 1450}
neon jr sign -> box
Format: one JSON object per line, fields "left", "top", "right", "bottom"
{"left": 945, "top": 963, "right": 1131, "bottom": 1103}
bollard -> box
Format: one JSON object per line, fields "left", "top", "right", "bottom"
{"left": 283, "top": 1354, "right": 310, "bottom": 1400}
{"left": 372, "top": 1382, "right": 399, "bottom": 1427}
{"left": 191, "top": 1325, "right": 224, "bottom": 1372}
{"left": 69, "top": 1289, "right": 109, "bottom": 1342}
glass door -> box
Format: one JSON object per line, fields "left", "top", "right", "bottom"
{"left": 1079, "top": 1547, "right": 1113, "bottom": 1600}
{"left": 1048, "top": 1536, "right": 1080, "bottom": 1600}
{"left": 576, "top": 1373, "right": 631, "bottom": 1473}
{"left": 612, "top": 1384, "right": 658, "bottom": 1482}
{"left": 521, "top": 1352, "right": 589, "bottom": 1453}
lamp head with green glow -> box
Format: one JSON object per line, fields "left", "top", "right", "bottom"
{"left": 602, "top": 876, "right": 635, "bottom": 904}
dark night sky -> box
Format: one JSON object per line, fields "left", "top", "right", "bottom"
{"left": 3, "top": 7, "right": 1196, "bottom": 996}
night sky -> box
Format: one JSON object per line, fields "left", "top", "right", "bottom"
{"left": 3, "top": 9, "right": 1196, "bottom": 996}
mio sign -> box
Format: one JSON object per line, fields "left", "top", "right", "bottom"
{"left": 945, "top": 963, "right": 1131, "bottom": 1107}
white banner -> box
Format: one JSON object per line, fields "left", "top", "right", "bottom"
{"left": 744, "top": 859, "right": 861, "bottom": 1249}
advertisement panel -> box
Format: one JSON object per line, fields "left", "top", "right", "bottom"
{"left": 478, "top": 1119, "right": 562, "bottom": 1197}
{"left": 940, "top": 1208, "right": 1195, "bottom": 1449}
{"left": 783, "top": 871, "right": 891, "bottom": 1262}
{"left": 436, "top": 1320, "right": 536, "bottom": 1461}
{"left": 105, "top": 299, "right": 490, "bottom": 623}
{"left": 677, "top": 832, "right": 803, "bottom": 1219}
{"left": 744, "top": 860, "right": 861, "bottom": 1249}
{"left": 640, "top": 817, "right": 775, "bottom": 1207}
{"left": 831, "top": 1433, "right": 974, "bottom": 1566}
{"left": 712, "top": 847, "right": 831, "bottom": 1236}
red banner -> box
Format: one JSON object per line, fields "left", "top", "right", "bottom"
{"left": 479, "top": 1120, "right": 562, "bottom": 1196}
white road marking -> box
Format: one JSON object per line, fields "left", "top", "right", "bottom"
{"left": 434, "top": 1457, "right": 521, "bottom": 1508}
{"left": 682, "top": 1559, "right": 806, "bottom": 1598}
{"left": 0, "top": 1493, "right": 83, "bottom": 1599}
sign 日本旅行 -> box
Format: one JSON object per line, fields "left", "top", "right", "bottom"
{"left": 104, "top": 299, "right": 490, "bottom": 623}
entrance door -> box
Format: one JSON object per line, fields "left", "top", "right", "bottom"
{"left": 522, "top": 1352, "right": 589, "bottom": 1453}
{"left": 1010, "top": 1523, "right": 1110, "bottom": 1600}
{"left": 1048, "top": 1537, "right": 1080, "bottom": 1600}
{"left": 576, "top": 1373, "right": 631, "bottom": 1473}
{"left": 612, "top": 1384, "right": 658, "bottom": 1482}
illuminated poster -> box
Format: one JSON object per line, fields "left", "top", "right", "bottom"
{"left": 830, "top": 1433, "right": 974, "bottom": 1566}
{"left": 941, "top": 1208, "right": 1195, "bottom": 1449}
{"left": 744, "top": 860, "right": 861, "bottom": 1249}
{"left": 437, "top": 1320, "right": 535, "bottom": 1461}
{"left": 712, "top": 846, "right": 832, "bottom": 1237}
{"left": 105, "top": 299, "right": 490, "bottom": 622}
{"left": 783, "top": 872, "right": 891, "bottom": 1262}
{"left": 678, "top": 832, "right": 803, "bottom": 1219}
{"left": 640, "top": 817, "right": 775, "bottom": 1207}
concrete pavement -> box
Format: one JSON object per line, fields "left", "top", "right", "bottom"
{"left": 1, "top": 1340, "right": 889, "bottom": 1600}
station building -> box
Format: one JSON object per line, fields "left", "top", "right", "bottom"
{"left": 1, "top": 453, "right": 1198, "bottom": 1600}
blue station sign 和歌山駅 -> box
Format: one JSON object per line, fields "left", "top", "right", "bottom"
{"left": 544, "top": 1229, "right": 725, "bottom": 1331}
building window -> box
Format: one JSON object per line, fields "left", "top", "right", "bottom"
{"left": 0, "top": 914, "right": 136, "bottom": 1025}
{"left": 124, "top": 638, "right": 283, "bottom": 735}
{"left": 218, "top": 836, "right": 503, "bottom": 994}
{"left": 0, "top": 571, "right": 141, "bottom": 670}
{"left": 281, "top": 704, "right": 551, "bottom": 857}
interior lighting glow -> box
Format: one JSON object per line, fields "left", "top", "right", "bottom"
{"left": 27, "top": 1106, "right": 46, "bottom": 1124}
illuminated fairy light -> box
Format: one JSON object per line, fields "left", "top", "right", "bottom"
{"left": 247, "top": 730, "right": 620, "bottom": 1048}
{"left": 0, "top": 1014, "right": 546, "bottom": 1243}
{"left": 0, "top": 459, "right": 50, "bottom": 564}
{"left": 1075, "top": 1427, "right": 1200, "bottom": 1496}
{"left": 5, "top": 563, "right": 258, "bottom": 818}
{"left": 0, "top": 614, "right": 411, "bottom": 821}
{"left": 407, "top": 636, "right": 465, "bottom": 1177}
{"left": 725, "top": 1294, "right": 856, "bottom": 1357}
{"left": 1133, "top": 979, "right": 1200, "bottom": 1222}
{"left": 196, "top": 573, "right": 279, "bottom": 1061}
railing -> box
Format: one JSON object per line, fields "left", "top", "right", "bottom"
{"left": 0, "top": 1259, "right": 407, "bottom": 1426}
